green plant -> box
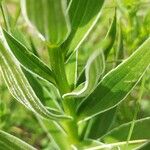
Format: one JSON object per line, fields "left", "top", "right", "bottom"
{"left": 0, "top": 0, "right": 150, "bottom": 149}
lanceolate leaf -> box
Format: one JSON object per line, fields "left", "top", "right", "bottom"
{"left": 0, "top": 130, "right": 36, "bottom": 150}
{"left": 104, "top": 10, "right": 117, "bottom": 59}
{"left": 1, "top": 28, "right": 56, "bottom": 85}
{"left": 62, "top": 0, "right": 105, "bottom": 56}
{"left": 63, "top": 50, "right": 105, "bottom": 98}
{"left": 0, "top": 33, "right": 70, "bottom": 120}
{"left": 101, "top": 117, "right": 150, "bottom": 141}
{"left": 115, "top": 23, "right": 124, "bottom": 66}
{"left": 77, "top": 37, "right": 150, "bottom": 121}
{"left": 21, "top": 0, "right": 70, "bottom": 45}
{"left": 86, "top": 108, "right": 116, "bottom": 139}
{"left": 84, "top": 140, "right": 148, "bottom": 150}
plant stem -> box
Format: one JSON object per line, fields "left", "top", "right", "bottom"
{"left": 126, "top": 75, "right": 146, "bottom": 149}
{"left": 48, "top": 46, "right": 80, "bottom": 146}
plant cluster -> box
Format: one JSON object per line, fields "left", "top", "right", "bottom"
{"left": 0, "top": 0, "right": 150, "bottom": 149}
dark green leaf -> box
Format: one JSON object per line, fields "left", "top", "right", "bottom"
{"left": 85, "top": 108, "right": 116, "bottom": 139}
{"left": 62, "top": 0, "right": 105, "bottom": 56}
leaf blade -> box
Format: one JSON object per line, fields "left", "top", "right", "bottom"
{"left": 63, "top": 50, "right": 105, "bottom": 98}
{"left": 21, "top": 0, "right": 70, "bottom": 45}
{"left": 62, "top": 0, "right": 105, "bottom": 56}
{"left": 0, "top": 31, "right": 70, "bottom": 120}
{"left": 77, "top": 37, "right": 150, "bottom": 121}
{"left": 2, "top": 28, "right": 56, "bottom": 85}
{"left": 0, "top": 130, "right": 36, "bottom": 150}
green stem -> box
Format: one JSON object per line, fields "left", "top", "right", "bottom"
{"left": 48, "top": 46, "right": 80, "bottom": 146}
{"left": 126, "top": 75, "right": 146, "bottom": 149}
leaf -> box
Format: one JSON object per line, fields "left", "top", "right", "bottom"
{"left": 1, "top": 28, "right": 56, "bottom": 85}
{"left": 101, "top": 117, "right": 150, "bottom": 142}
{"left": 22, "top": 69, "right": 60, "bottom": 111}
{"left": 138, "top": 142, "right": 150, "bottom": 150}
{"left": 115, "top": 23, "right": 124, "bottom": 66}
{"left": 63, "top": 50, "right": 105, "bottom": 98}
{"left": 0, "top": 31, "right": 70, "bottom": 120}
{"left": 85, "top": 108, "right": 116, "bottom": 140}
{"left": 38, "top": 118, "right": 71, "bottom": 150}
{"left": 77, "top": 37, "right": 150, "bottom": 121}
{"left": 21, "top": 0, "right": 70, "bottom": 45}
{"left": 65, "top": 51, "right": 78, "bottom": 88}
{"left": 104, "top": 10, "right": 117, "bottom": 59}
{"left": 0, "top": 130, "right": 36, "bottom": 150}
{"left": 84, "top": 140, "right": 149, "bottom": 150}
{"left": 62, "top": 0, "right": 105, "bottom": 56}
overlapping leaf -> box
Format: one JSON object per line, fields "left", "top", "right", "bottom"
{"left": 77, "top": 37, "right": 150, "bottom": 121}
{"left": 0, "top": 29, "right": 70, "bottom": 120}
{"left": 104, "top": 10, "right": 117, "bottom": 59}
{"left": 101, "top": 117, "right": 150, "bottom": 146}
{"left": 1, "top": 29, "right": 55, "bottom": 84}
{"left": 0, "top": 130, "right": 36, "bottom": 150}
{"left": 62, "top": 0, "right": 105, "bottom": 56}
{"left": 21, "top": 0, "right": 70, "bottom": 45}
{"left": 84, "top": 140, "right": 148, "bottom": 150}
{"left": 85, "top": 108, "right": 116, "bottom": 140}
{"left": 63, "top": 50, "right": 105, "bottom": 99}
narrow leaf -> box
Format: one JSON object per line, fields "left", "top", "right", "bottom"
{"left": 1, "top": 28, "right": 56, "bottom": 84}
{"left": 85, "top": 108, "right": 116, "bottom": 139}
{"left": 85, "top": 140, "right": 149, "bottom": 150}
{"left": 104, "top": 10, "right": 117, "bottom": 59}
{"left": 62, "top": 0, "right": 105, "bottom": 56}
{"left": 21, "top": 0, "right": 70, "bottom": 45}
{"left": 77, "top": 37, "right": 150, "bottom": 121}
{"left": 101, "top": 117, "right": 150, "bottom": 141}
{"left": 0, "top": 32, "right": 70, "bottom": 120}
{"left": 0, "top": 130, "right": 36, "bottom": 150}
{"left": 63, "top": 50, "right": 105, "bottom": 98}
{"left": 115, "top": 23, "right": 124, "bottom": 66}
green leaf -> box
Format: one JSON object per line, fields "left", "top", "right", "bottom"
{"left": 77, "top": 37, "right": 150, "bottom": 121}
{"left": 84, "top": 140, "right": 149, "bottom": 150}
{"left": 62, "top": 0, "right": 105, "bottom": 56}
{"left": 21, "top": 0, "right": 70, "bottom": 45}
{"left": 101, "top": 117, "right": 150, "bottom": 142}
{"left": 23, "top": 69, "right": 60, "bottom": 111}
{"left": 1, "top": 28, "right": 56, "bottom": 85}
{"left": 0, "top": 32, "right": 70, "bottom": 120}
{"left": 65, "top": 51, "right": 78, "bottom": 88}
{"left": 63, "top": 50, "right": 105, "bottom": 98}
{"left": 0, "top": 130, "right": 36, "bottom": 150}
{"left": 104, "top": 10, "right": 117, "bottom": 59}
{"left": 85, "top": 108, "right": 116, "bottom": 140}
{"left": 115, "top": 23, "right": 124, "bottom": 66}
